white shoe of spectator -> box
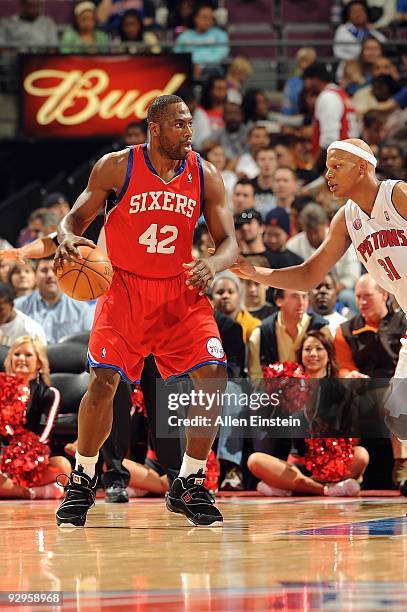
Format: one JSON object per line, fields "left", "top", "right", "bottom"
{"left": 257, "top": 481, "right": 292, "bottom": 497}
{"left": 324, "top": 478, "right": 360, "bottom": 497}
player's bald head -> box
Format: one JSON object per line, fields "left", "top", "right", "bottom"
{"left": 327, "top": 138, "right": 376, "bottom": 170}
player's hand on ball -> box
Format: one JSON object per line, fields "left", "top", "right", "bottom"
{"left": 54, "top": 235, "right": 96, "bottom": 273}
{"left": 183, "top": 257, "right": 216, "bottom": 295}
{"left": 0, "top": 249, "right": 26, "bottom": 264}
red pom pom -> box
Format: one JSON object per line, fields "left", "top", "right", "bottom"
{"left": 305, "top": 438, "right": 355, "bottom": 483}
{"left": 131, "top": 383, "right": 146, "bottom": 417}
{"left": 1, "top": 431, "right": 50, "bottom": 487}
{"left": 262, "top": 361, "right": 311, "bottom": 413}
{"left": 0, "top": 373, "right": 29, "bottom": 437}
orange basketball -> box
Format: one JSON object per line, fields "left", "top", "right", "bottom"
{"left": 56, "top": 245, "right": 113, "bottom": 301}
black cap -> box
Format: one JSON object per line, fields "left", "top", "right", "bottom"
{"left": 42, "top": 192, "right": 68, "bottom": 208}
{"left": 234, "top": 208, "right": 263, "bottom": 227}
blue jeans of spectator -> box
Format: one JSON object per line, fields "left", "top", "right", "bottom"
{"left": 217, "top": 380, "right": 244, "bottom": 466}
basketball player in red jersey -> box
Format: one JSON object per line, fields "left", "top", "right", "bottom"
{"left": 53, "top": 95, "right": 238, "bottom": 527}
{"left": 228, "top": 137, "right": 407, "bottom": 440}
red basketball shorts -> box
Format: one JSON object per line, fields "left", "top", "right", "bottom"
{"left": 88, "top": 268, "right": 227, "bottom": 382}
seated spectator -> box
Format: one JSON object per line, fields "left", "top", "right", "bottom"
{"left": 174, "top": 3, "right": 229, "bottom": 77}
{"left": 123, "top": 120, "right": 148, "bottom": 146}
{"left": 234, "top": 209, "right": 271, "bottom": 262}
{"left": 308, "top": 273, "right": 347, "bottom": 336}
{"left": 60, "top": 2, "right": 110, "bottom": 54}
{"left": 212, "top": 272, "right": 260, "bottom": 344}
{"left": 226, "top": 56, "right": 254, "bottom": 99}
{"left": 251, "top": 147, "right": 278, "bottom": 217}
{"left": 176, "top": 85, "right": 212, "bottom": 151}
{"left": 1, "top": 336, "right": 72, "bottom": 499}
{"left": 334, "top": 274, "right": 407, "bottom": 487}
{"left": 248, "top": 288, "right": 330, "bottom": 382}
{"left": 241, "top": 256, "right": 276, "bottom": 321}
{"left": 194, "top": 76, "right": 228, "bottom": 147}
{"left": 342, "top": 37, "right": 384, "bottom": 95}
{"left": 333, "top": 1, "right": 386, "bottom": 63}
{"left": 202, "top": 143, "right": 237, "bottom": 209}
{"left": 248, "top": 331, "right": 369, "bottom": 497}
{"left": 377, "top": 142, "right": 407, "bottom": 180}
{"left": 213, "top": 101, "right": 248, "bottom": 162}
{"left": 0, "top": 258, "right": 14, "bottom": 284}
{"left": 352, "top": 55, "right": 401, "bottom": 113}
{"left": 235, "top": 124, "right": 270, "bottom": 179}
{"left": 271, "top": 166, "right": 299, "bottom": 213}
{"left": 7, "top": 260, "right": 37, "bottom": 298}
{"left": 167, "top": 0, "right": 194, "bottom": 35}
{"left": 361, "top": 110, "right": 387, "bottom": 154}
{"left": 0, "top": 283, "right": 46, "bottom": 347}
{"left": 18, "top": 208, "right": 59, "bottom": 248}
{"left": 0, "top": 0, "right": 58, "bottom": 48}
{"left": 96, "top": 0, "right": 155, "bottom": 33}
{"left": 42, "top": 193, "right": 71, "bottom": 221}
{"left": 242, "top": 89, "right": 270, "bottom": 125}
{"left": 114, "top": 9, "right": 160, "bottom": 53}
{"left": 287, "top": 203, "right": 360, "bottom": 311}
{"left": 263, "top": 208, "right": 304, "bottom": 268}
{"left": 371, "top": 74, "right": 401, "bottom": 107}
{"left": 15, "top": 258, "right": 95, "bottom": 344}
{"left": 213, "top": 309, "right": 246, "bottom": 491}
{"left": 281, "top": 47, "right": 317, "bottom": 116}
{"left": 231, "top": 179, "right": 256, "bottom": 215}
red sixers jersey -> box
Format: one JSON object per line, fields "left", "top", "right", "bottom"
{"left": 104, "top": 144, "right": 204, "bottom": 278}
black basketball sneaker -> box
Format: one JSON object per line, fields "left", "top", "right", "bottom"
{"left": 166, "top": 469, "right": 223, "bottom": 527}
{"left": 56, "top": 466, "right": 98, "bottom": 527}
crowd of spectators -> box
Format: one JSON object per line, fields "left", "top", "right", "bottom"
{"left": 0, "top": 0, "right": 407, "bottom": 498}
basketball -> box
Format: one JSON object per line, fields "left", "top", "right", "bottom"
{"left": 56, "top": 245, "right": 113, "bottom": 301}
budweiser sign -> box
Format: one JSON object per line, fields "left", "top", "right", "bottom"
{"left": 20, "top": 55, "right": 191, "bottom": 137}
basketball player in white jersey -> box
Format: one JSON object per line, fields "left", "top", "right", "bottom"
{"left": 224, "top": 138, "right": 407, "bottom": 439}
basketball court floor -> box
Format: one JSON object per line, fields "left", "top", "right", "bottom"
{"left": 2, "top": 494, "right": 407, "bottom": 611}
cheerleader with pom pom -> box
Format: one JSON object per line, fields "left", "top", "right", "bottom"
{"left": 248, "top": 331, "right": 369, "bottom": 496}
{"left": 0, "top": 336, "right": 71, "bottom": 499}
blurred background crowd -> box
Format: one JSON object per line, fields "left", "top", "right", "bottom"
{"left": 0, "top": 0, "right": 407, "bottom": 501}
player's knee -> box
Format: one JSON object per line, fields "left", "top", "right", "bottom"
{"left": 385, "top": 412, "right": 407, "bottom": 441}
{"left": 247, "top": 452, "right": 262, "bottom": 475}
{"left": 88, "top": 368, "right": 120, "bottom": 404}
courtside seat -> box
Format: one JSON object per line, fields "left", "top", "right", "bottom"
{"left": 58, "top": 332, "right": 90, "bottom": 346}
{"left": 47, "top": 342, "right": 88, "bottom": 374}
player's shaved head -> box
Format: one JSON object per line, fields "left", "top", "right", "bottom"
{"left": 339, "top": 138, "right": 374, "bottom": 157}
{"left": 147, "top": 95, "right": 185, "bottom": 125}
{"left": 327, "top": 138, "right": 376, "bottom": 169}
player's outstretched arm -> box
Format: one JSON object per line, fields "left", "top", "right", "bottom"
{"left": 55, "top": 151, "right": 127, "bottom": 269}
{"left": 0, "top": 234, "right": 59, "bottom": 263}
{"left": 184, "top": 159, "right": 239, "bottom": 294}
{"left": 232, "top": 207, "right": 352, "bottom": 291}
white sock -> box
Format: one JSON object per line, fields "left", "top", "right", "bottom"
{"left": 75, "top": 451, "right": 99, "bottom": 479}
{"left": 179, "top": 453, "right": 207, "bottom": 478}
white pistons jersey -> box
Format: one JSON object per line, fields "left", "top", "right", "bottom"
{"left": 344, "top": 179, "right": 407, "bottom": 313}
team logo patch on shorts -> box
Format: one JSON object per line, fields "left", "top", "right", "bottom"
{"left": 206, "top": 337, "right": 225, "bottom": 359}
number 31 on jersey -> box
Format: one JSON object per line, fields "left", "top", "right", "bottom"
{"left": 138, "top": 223, "right": 178, "bottom": 254}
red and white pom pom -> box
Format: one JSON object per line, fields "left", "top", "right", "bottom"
{"left": 1, "top": 431, "right": 50, "bottom": 487}
{"left": 0, "top": 373, "right": 29, "bottom": 437}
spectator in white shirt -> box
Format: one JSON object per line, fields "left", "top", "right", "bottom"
{"left": 0, "top": 282, "right": 47, "bottom": 347}
{"left": 333, "top": 1, "right": 386, "bottom": 63}
{"left": 235, "top": 125, "right": 270, "bottom": 179}
{"left": 0, "top": 0, "right": 58, "bottom": 47}
{"left": 309, "top": 273, "right": 347, "bottom": 335}
{"left": 287, "top": 203, "right": 360, "bottom": 312}
{"left": 303, "top": 63, "right": 359, "bottom": 172}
